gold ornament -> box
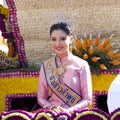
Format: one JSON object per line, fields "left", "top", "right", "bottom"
{"left": 54, "top": 60, "right": 72, "bottom": 77}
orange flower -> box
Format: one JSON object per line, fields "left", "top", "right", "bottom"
{"left": 91, "top": 57, "right": 100, "bottom": 62}
{"left": 104, "top": 44, "right": 112, "bottom": 52}
{"left": 107, "top": 51, "right": 114, "bottom": 57}
{"left": 83, "top": 37, "right": 88, "bottom": 44}
{"left": 75, "top": 39, "right": 81, "bottom": 49}
{"left": 83, "top": 54, "right": 88, "bottom": 60}
{"left": 100, "top": 64, "right": 107, "bottom": 70}
{"left": 103, "top": 38, "right": 110, "bottom": 48}
{"left": 89, "top": 47, "right": 94, "bottom": 54}
{"left": 110, "top": 60, "right": 120, "bottom": 66}
{"left": 72, "top": 33, "right": 120, "bottom": 75}
{"left": 75, "top": 48, "right": 80, "bottom": 55}
{"left": 81, "top": 42, "right": 87, "bottom": 51}
{"left": 113, "top": 53, "right": 120, "bottom": 59}
{"left": 95, "top": 36, "right": 100, "bottom": 47}
{"left": 103, "top": 34, "right": 114, "bottom": 48}
{"left": 87, "top": 40, "right": 93, "bottom": 47}
{"left": 97, "top": 44, "right": 103, "bottom": 51}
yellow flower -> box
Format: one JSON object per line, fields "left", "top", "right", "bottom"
{"left": 83, "top": 54, "right": 88, "bottom": 60}
{"left": 100, "top": 64, "right": 107, "bottom": 70}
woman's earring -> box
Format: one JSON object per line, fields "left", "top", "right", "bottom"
{"left": 69, "top": 44, "right": 73, "bottom": 52}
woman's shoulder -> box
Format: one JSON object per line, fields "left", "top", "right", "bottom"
{"left": 72, "top": 55, "right": 89, "bottom": 67}
{"left": 43, "top": 57, "right": 55, "bottom": 64}
{"left": 72, "top": 55, "right": 88, "bottom": 63}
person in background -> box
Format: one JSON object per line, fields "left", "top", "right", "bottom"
{"left": 37, "top": 22, "right": 92, "bottom": 115}
{"left": 107, "top": 74, "right": 120, "bottom": 113}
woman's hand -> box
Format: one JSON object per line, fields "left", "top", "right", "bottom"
{"left": 65, "top": 108, "right": 73, "bottom": 115}
{"left": 45, "top": 105, "right": 74, "bottom": 115}
{"left": 52, "top": 106, "right": 66, "bottom": 113}
{"left": 45, "top": 106, "right": 66, "bottom": 113}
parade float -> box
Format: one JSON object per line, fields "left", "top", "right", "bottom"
{"left": 0, "top": 0, "right": 120, "bottom": 119}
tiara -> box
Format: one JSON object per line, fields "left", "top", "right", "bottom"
{"left": 50, "top": 9, "right": 74, "bottom": 33}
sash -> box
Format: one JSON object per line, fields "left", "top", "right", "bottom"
{"left": 43, "top": 57, "right": 82, "bottom": 107}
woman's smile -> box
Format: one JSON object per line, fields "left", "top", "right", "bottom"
{"left": 50, "top": 29, "right": 72, "bottom": 58}
{"left": 55, "top": 46, "right": 63, "bottom": 51}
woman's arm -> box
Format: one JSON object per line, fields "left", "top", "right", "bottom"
{"left": 67, "top": 62, "right": 92, "bottom": 112}
{"left": 37, "top": 65, "right": 51, "bottom": 108}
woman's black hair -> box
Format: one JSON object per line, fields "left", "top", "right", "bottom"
{"left": 50, "top": 22, "right": 72, "bottom": 36}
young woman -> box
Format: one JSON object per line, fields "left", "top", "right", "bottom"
{"left": 37, "top": 22, "right": 92, "bottom": 114}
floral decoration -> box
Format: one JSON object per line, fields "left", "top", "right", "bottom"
{"left": 2, "top": 108, "right": 120, "bottom": 120}
{"left": 0, "top": 51, "right": 20, "bottom": 70}
{"left": 33, "top": 109, "right": 55, "bottom": 120}
{"left": 56, "top": 112, "right": 71, "bottom": 120}
{"left": 6, "top": 0, "right": 28, "bottom": 68}
{"left": 1, "top": 110, "right": 32, "bottom": 120}
{"left": 71, "top": 108, "right": 109, "bottom": 120}
{"left": 72, "top": 33, "right": 120, "bottom": 75}
{"left": 110, "top": 108, "right": 120, "bottom": 120}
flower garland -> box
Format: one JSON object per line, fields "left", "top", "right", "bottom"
{"left": 72, "top": 33, "right": 120, "bottom": 75}
{"left": 3, "top": 108, "right": 120, "bottom": 120}
{"left": 110, "top": 108, "right": 120, "bottom": 120}
{"left": 1, "top": 110, "right": 32, "bottom": 120}
{"left": 34, "top": 112, "right": 54, "bottom": 120}
{"left": 33, "top": 110, "right": 55, "bottom": 120}
{"left": 71, "top": 109, "right": 109, "bottom": 120}
{"left": 56, "top": 112, "right": 71, "bottom": 120}
{"left": 6, "top": 0, "right": 28, "bottom": 68}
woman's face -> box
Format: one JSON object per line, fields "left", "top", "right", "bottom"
{"left": 50, "top": 29, "right": 72, "bottom": 58}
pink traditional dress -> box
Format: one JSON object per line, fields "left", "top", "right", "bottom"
{"left": 37, "top": 53, "right": 92, "bottom": 112}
